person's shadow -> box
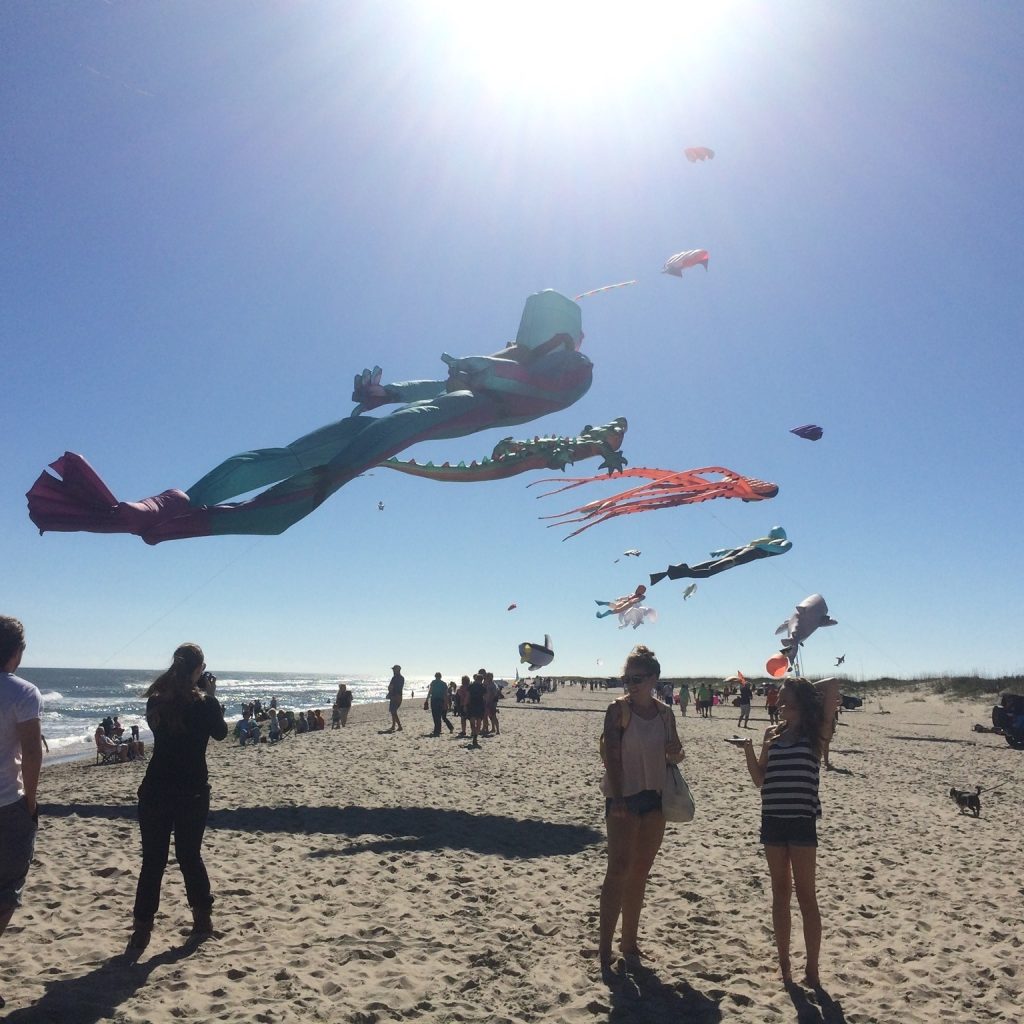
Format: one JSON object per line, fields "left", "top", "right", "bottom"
{"left": 1, "top": 944, "right": 196, "bottom": 1024}
{"left": 787, "top": 981, "right": 848, "bottom": 1023}
{"left": 606, "top": 963, "right": 723, "bottom": 1023}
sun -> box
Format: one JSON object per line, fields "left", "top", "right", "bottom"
{"left": 436, "top": 0, "right": 727, "bottom": 103}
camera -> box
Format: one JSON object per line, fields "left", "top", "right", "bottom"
{"left": 198, "top": 671, "right": 216, "bottom": 691}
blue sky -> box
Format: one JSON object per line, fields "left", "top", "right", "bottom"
{"left": 4, "top": 1, "right": 1022, "bottom": 680}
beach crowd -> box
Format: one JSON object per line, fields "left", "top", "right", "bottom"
{"left": 2, "top": 613, "right": 841, "bottom": 1009}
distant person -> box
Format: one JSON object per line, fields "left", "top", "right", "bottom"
{"left": 386, "top": 665, "right": 404, "bottom": 733}
{"left": 467, "top": 673, "right": 487, "bottom": 748}
{"left": 267, "top": 708, "right": 282, "bottom": 743}
{"left": 95, "top": 723, "right": 128, "bottom": 762}
{"left": 677, "top": 683, "right": 690, "bottom": 717}
{"left": 737, "top": 678, "right": 753, "bottom": 729}
{"left": 129, "top": 644, "right": 227, "bottom": 951}
{"left": 426, "top": 672, "right": 454, "bottom": 736}
{"left": 455, "top": 676, "right": 471, "bottom": 736}
{"left": 484, "top": 672, "right": 501, "bottom": 736}
{"left": 296, "top": 711, "right": 309, "bottom": 734}
{"left": 336, "top": 684, "right": 353, "bottom": 727}
{"left": 0, "top": 616, "right": 43, "bottom": 986}
{"left": 765, "top": 683, "right": 780, "bottom": 725}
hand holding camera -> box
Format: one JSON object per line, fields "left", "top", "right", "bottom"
{"left": 198, "top": 671, "right": 217, "bottom": 695}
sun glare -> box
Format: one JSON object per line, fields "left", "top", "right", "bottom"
{"left": 438, "top": 0, "right": 725, "bottom": 103}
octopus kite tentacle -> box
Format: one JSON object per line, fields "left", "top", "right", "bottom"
{"left": 530, "top": 466, "right": 779, "bottom": 539}
{"left": 379, "top": 418, "right": 627, "bottom": 482}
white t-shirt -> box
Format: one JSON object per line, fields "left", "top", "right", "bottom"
{"left": 0, "top": 671, "right": 43, "bottom": 809}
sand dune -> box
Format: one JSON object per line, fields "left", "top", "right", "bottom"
{"left": 2, "top": 686, "right": 1021, "bottom": 1023}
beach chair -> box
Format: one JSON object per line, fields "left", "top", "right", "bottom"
{"left": 95, "top": 732, "right": 125, "bottom": 765}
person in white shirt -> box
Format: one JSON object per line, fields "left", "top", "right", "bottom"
{"left": 0, "top": 616, "right": 43, "bottom": 1007}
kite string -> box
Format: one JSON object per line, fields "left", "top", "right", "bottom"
{"left": 99, "top": 538, "right": 264, "bottom": 667}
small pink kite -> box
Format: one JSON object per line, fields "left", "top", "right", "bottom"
{"left": 684, "top": 147, "right": 715, "bottom": 162}
{"left": 663, "top": 250, "right": 709, "bottom": 276}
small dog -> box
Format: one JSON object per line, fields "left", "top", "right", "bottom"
{"left": 949, "top": 786, "right": 981, "bottom": 817}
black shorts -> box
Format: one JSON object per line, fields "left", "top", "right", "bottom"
{"left": 759, "top": 815, "right": 818, "bottom": 848}
{"left": 0, "top": 797, "right": 38, "bottom": 911}
{"left": 605, "top": 789, "right": 662, "bottom": 818}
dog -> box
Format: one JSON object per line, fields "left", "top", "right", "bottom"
{"left": 949, "top": 786, "right": 981, "bottom": 817}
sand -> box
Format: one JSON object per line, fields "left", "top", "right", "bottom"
{"left": 2, "top": 686, "right": 1021, "bottom": 1023}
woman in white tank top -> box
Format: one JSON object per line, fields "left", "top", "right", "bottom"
{"left": 598, "top": 644, "right": 683, "bottom": 980}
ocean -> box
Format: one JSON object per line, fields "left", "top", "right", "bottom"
{"left": 19, "top": 667, "right": 404, "bottom": 765}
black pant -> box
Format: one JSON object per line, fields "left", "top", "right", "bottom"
{"left": 133, "top": 781, "right": 213, "bottom": 923}
{"left": 430, "top": 698, "right": 454, "bottom": 735}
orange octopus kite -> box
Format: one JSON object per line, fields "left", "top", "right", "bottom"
{"left": 531, "top": 466, "right": 779, "bottom": 539}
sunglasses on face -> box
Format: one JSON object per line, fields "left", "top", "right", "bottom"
{"left": 622, "top": 674, "right": 650, "bottom": 686}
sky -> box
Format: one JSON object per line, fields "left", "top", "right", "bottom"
{"left": 3, "top": 1, "right": 1023, "bottom": 681}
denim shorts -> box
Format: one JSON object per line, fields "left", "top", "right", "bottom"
{"left": 759, "top": 814, "right": 818, "bottom": 848}
{"left": 605, "top": 789, "right": 662, "bottom": 818}
{"left": 0, "top": 797, "right": 38, "bottom": 911}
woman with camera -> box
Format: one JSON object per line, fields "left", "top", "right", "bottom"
{"left": 129, "top": 643, "right": 227, "bottom": 950}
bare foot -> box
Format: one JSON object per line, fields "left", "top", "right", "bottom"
{"left": 779, "top": 957, "right": 792, "bottom": 986}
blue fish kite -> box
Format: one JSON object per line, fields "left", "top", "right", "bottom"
{"left": 649, "top": 527, "right": 791, "bottom": 585}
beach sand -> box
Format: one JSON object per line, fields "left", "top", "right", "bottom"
{"left": 3, "top": 686, "right": 1021, "bottom": 1023}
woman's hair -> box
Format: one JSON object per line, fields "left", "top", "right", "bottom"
{"left": 461, "top": 675, "right": 470, "bottom": 685}
{"left": 0, "top": 616, "right": 26, "bottom": 666}
{"left": 623, "top": 644, "right": 661, "bottom": 679}
{"left": 144, "top": 642, "right": 205, "bottom": 732}
{"left": 781, "top": 678, "right": 826, "bottom": 760}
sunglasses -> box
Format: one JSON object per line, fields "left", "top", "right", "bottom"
{"left": 622, "top": 674, "right": 650, "bottom": 686}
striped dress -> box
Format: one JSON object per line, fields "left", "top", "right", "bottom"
{"left": 760, "top": 735, "right": 821, "bottom": 819}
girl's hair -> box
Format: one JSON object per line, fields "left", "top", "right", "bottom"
{"left": 782, "top": 678, "right": 826, "bottom": 760}
{"left": 461, "top": 675, "right": 470, "bottom": 685}
{"left": 144, "top": 642, "right": 205, "bottom": 733}
{"left": 623, "top": 644, "right": 661, "bottom": 679}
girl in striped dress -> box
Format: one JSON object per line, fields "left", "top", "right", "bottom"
{"left": 736, "top": 678, "right": 826, "bottom": 988}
